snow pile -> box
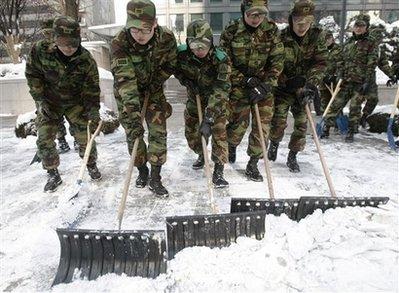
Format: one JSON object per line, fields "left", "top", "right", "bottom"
{"left": 15, "top": 110, "right": 36, "bottom": 127}
{"left": 50, "top": 205, "right": 398, "bottom": 293}
{"left": 0, "top": 61, "right": 112, "bottom": 81}
{"left": 319, "top": 16, "right": 340, "bottom": 39}
{"left": 0, "top": 61, "right": 26, "bottom": 79}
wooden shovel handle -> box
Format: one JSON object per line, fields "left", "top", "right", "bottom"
{"left": 389, "top": 87, "right": 399, "bottom": 119}
{"left": 322, "top": 79, "right": 342, "bottom": 119}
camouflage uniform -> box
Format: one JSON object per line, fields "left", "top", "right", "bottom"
{"left": 268, "top": 0, "right": 327, "bottom": 172}
{"left": 324, "top": 14, "right": 378, "bottom": 138}
{"left": 219, "top": 0, "right": 284, "bottom": 181}
{"left": 175, "top": 19, "right": 231, "bottom": 187}
{"left": 111, "top": 0, "right": 177, "bottom": 196}
{"left": 319, "top": 34, "right": 341, "bottom": 113}
{"left": 361, "top": 26, "right": 395, "bottom": 120}
{"left": 40, "top": 18, "right": 72, "bottom": 152}
{"left": 175, "top": 21, "right": 230, "bottom": 165}
{"left": 26, "top": 16, "right": 101, "bottom": 191}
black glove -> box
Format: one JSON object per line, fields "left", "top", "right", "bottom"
{"left": 199, "top": 115, "right": 214, "bottom": 139}
{"left": 246, "top": 77, "right": 271, "bottom": 104}
{"left": 286, "top": 76, "right": 307, "bottom": 91}
{"left": 181, "top": 79, "right": 199, "bottom": 95}
{"left": 37, "top": 100, "right": 58, "bottom": 120}
{"left": 82, "top": 107, "right": 101, "bottom": 133}
{"left": 299, "top": 83, "right": 319, "bottom": 106}
{"left": 386, "top": 76, "right": 397, "bottom": 87}
{"left": 323, "top": 75, "right": 336, "bottom": 85}
{"left": 359, "top": 82, "right": 371, "bottom": 95}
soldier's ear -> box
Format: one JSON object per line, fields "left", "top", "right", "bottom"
{"left": 153, "top": 18, "right": 158, "bottom": 29}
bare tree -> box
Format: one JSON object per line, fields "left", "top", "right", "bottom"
{"left": 46, "top": 0, "right": 80, "bottom": 20}
{"left": 0, "top": 0, "right": 47, "bottom": 63}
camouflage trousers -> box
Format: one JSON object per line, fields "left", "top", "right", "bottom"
{"left": 227, "top": 87, "right": 274, "bottom": 159}
{"left": 325, "top": 82, "right": 365, "bottom": 132}
{"left": 56, "top": 117, "right": 75, "bottom": 139}
{"left": 269, "top": 92, "right": 307, "bottom": 152}
{"left": 184, "top": 95, "right": 228, "bottom": 164}
{"left": 36, "top": 103, "right": 97, "bottom": 170}
{"left": 117, "top": 89, "right": 168, "bottom": 167}
{"left": 319, "top": 85, "right": 332, "bottom": 114}
{"left": 361, "top": 81, "right": 378, "bottom": 117}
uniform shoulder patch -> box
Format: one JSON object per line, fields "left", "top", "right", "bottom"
{"left": 177, "top": 44, "right": 188, "bottom": 53}
{"left": 215, "top": 48, "right": 227, "bottom": 61}
{"left": 116, "top": 58, "right": 129, "bottom": 66}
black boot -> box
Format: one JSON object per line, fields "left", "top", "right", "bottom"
{"left": 212, "top": 163, "right": 229, "bottom": 188}
{"left": 320, "top": 125, "right": 330, "bottom": 139}
{"left": 245, "top": 157, "right": 263, "bottom": 182}
{"left": 58, "top": 137, "right": 70, "bottom": 153}
{"left": 192, "top": 154, "right": 204, "bottom": 170}
{"left": 360, "top": 114, "right": 368, "bottom": 128}
{"left": 345, "top": 131, "right": 354, "bottom": 143}
{"left": 44, "top": 169, "right": 62, "bottom": 192}
{"left": 87, "top": 163, "right": 102, "bottom": 180}
{"left": 286, "top": 150, "right": 300, "bottom": 173}
{"left": 228, "top": 144, "right": 237, "bottom": 163}
{"left": 267, "top": 140, "right": 279, "bottom": 161}
{"left": 135, "top": 164, "right": 149, "bottom": 188}
{"left": 149, "top": 165, "right": 169, "bottom": 197}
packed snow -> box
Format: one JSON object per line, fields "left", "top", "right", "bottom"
{"left": 1, "top": 102, "right": 398, "bottom": 292}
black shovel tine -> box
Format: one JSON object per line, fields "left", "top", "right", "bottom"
{"left": 296, "top": 196, "right": 390, "bottom": 221}
{"left": 230, "top": 198, "right": 299, "bottom": 220}
{"left": 165, "top": 211, "right": 266, "bottom": 260}
{"left": 52, "top": 229, "right": 166, "bottom": 286}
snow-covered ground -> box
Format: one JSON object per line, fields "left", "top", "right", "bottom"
{"left": 1, "top": 104, "right": 398, "bottom": 292}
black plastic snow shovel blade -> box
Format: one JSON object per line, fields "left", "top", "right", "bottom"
{"left": 52, "top": 228, "right": 166, "bottom": 286}
{"left": 230, "top": 198, "right": 299, "bottom": 221}
{"left": 296, "top": 196, "right": 390, "bottom": 221}
{"left": 166, "top": 211, "right": 267, "bottom": 260}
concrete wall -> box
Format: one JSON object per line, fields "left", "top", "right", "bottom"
{"left": 0, "top": 77, "right": 117, "bottom": 115}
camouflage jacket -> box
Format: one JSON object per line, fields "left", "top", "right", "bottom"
{"left": 175, "top": 45, "right": 231, "bottom": 118}
{"left": 375, "top": 43, "right": 393, "bottom": 78}
{"left": 325, "top": 42, "right": 342, "bottom": 78}
{"left": 219, "top": 18, "right": 284, "bottom": 88}
{"left": 111, "top": 26, "right": 177, "bottom": 121}
{"left": 25, "top": 39, "right": 100, "bottom": 113}
{"left": 339, "top": 33, "right": 378, "bottom": 84}
{"left": 278, "top": 26, "right": 328, "bottom": 89}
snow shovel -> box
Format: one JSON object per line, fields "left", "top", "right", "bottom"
{"left": 316, "top": 79, "right": 342, "bottom": 137}
{"left": 166, "top": 95, "right": 267, "bottom": 260}
{"left": 230, "top": 102, "right": 300, "bottom": 220}
{"left": 294, "top": 103, "right": 389, "bottom": 221}
{"left": 387, "top": 87, "right": 399, "bottom": 151}
{"left": 69, "top": 120, "right": 103, "bottom": 200}
{"left": 53, "top": 94, "right": 167, "bottom": 286}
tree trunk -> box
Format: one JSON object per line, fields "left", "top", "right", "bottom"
{"left": 65, "top": 0, "right": 79, "bottom": 20}
{"left": 2, "top": 35, "right": 21, "bottom": 64}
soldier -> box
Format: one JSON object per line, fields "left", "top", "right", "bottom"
{"left": 322, "top": 14, "right": 378, "bottom": 142}
{"left": 219, "top": 0, "right": 284, "bottom": 181}
{"left": 26, "top": 16, "right": 102, "bottom": 192}
{"left": 359, "top": 24, "right": 397, "bottom": 128}
{"left": 40, "top": 19, "right": 71, "bottom": 153}
{"left": 320, "top": 30, "right": 342, "bottom": 113}
{"left": 175, "top": 19, "right": 231, "bottom": 188}
{"left": 267, "top": 0, "right": 327, "bottom": 172}
{"left": 111, "top": 0, "right": 177, "bottom": 196}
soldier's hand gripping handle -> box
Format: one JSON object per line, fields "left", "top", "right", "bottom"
{"left": 246, "top": 77, "right": 271, "bottom": 104}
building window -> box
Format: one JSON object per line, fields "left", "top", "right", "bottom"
{"left": 229, "top": 12, "right": 241, "bottom": 21}
{"left": 170, "top": 14, "right": 185, "bottom": 33}
{"left": 210, "top": 0, "right": 222, "bottom": 2}
{"left": 190, "top": 13, "right": 203, "bottom": 22}
{"left": 175, "top": 0, "right": 183, "bottom": 3}
{"left": 190, "top": 0, "right": 202, "bottom": 3}
{"left": 210, "top": 13, "right": 223, "bottom": 32}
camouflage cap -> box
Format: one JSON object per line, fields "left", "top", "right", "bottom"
{"left": 126, "top": 0, "right": 156, "bottom": 30}
{"left": 53, "top": 16, "right": 81, "bottom": 47}
{"left": 187, "top": 19, "right": 213, "bottom": 40}
{"left": 291, "top": 0, "right": 315, "bottom": 17}
{"left": 325, "top": 30, "right": 334, "bottom": 39}
{"left": 242, "top": 0, "right": 268, "bottom": 14}
{"left": 354, "top": 13, "right": 370, "bottom": 27}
